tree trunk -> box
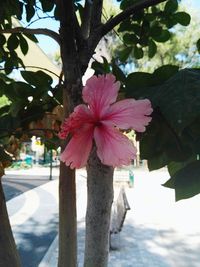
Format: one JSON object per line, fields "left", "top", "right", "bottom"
{"left": 0, "top": 179, "right": 21, "bottom": 267}
{"left": 58, "top": 162, "right": 77, "bottom": 267}
{"left": 84, "top": 147, "right": 114, "bottom": 267}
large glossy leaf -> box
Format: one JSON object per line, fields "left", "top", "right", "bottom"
{"left": 163, "top": 161, "right": 200, "bottom": 201}
{"left": 125, "top": 64, "right": 179, "bottom": 99}
{"left": 153, "top": 65, "right": 179, "bottom": 84}
{"left": 153, "top": 69, "right": 200, "bottom": 133}
{"left": 139, "top": 109, "right": 192, "bottom": 171}
{"left": 167, "top": 156, "right": 197, "bottom": 177}
{"left": 126, "top": 69, "right": 200, "bottom": 134}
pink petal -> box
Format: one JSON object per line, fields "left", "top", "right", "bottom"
{"left": 60, "top": 124, "right": 94, "bottom": 169}
{"left": 59, "top": 104, "right": 93, "bottom": 139}
{"left": 103, "top": 99, "right": 153, "bottom": 132}
{"left": 94, "top": 124, "right": 137, "bottom": 167}
{"left": 82, "top": 74, "right": 120, "bottom": 118}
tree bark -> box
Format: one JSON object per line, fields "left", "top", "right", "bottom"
{"left": 58, "top": 162, "right": 77, "bottom": 267}
{"left": 84, "top": 147, "right": 114, "bottom": 267}
{"left": 0, "top": 179, "right": 21, "bottom": 267}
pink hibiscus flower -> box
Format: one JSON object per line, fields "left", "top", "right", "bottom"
{"left": 59, "top": 74, "right": 153, "bottom": 169}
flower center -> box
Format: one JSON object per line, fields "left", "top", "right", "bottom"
{"left": 94, "top": 121, "right": 102, "bottom": 127}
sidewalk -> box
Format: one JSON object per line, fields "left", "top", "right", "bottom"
{"left": 6, "top": 166, "right": 200, "bottom": 267}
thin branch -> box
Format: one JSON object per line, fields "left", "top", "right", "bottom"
{"left": 81, "top": 0, "right": 93, "bottom": 39}
{"left": 101, "top": 0, "right": 167, "bottom": 37}
{"left": 0, "top": 27, "right": 60, "bottom": 44}
{"left": 0, "top": 65, "right": 62, "bottom": 80}
{"left": 90, "top": 0, "right": 103, "bottom": 31}
{"left": 102, "top": 10, "right": 128, "bottom": 48}
{"left": 25, "top": 16, "right": 55, "bottom": 28}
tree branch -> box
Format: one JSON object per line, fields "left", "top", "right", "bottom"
{"left": 101, "top": 0, "right": 168, "bottom": 36}
{"left": 81, "top": 0, "right": 93, "bottom": 39}
{"left": 0, "top": 27, "right": 60, "bottom": 44}
{"left": 90, "top": 0, "right": 103, "bottom": 31}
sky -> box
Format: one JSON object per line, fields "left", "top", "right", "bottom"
{"left": 26, "top": 0, "right": 200, "bottom": 58}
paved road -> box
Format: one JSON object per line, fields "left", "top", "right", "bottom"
{"left": 2, "top": 175, "right": 50, "bottom": 201}
{"left": 3, "top": 167, "right": 59, "bottom": 267}
{"left": 3, "top": 167, "right": 200, "bottom": 267}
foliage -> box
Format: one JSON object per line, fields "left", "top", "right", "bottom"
{"left": 0, "top": 3, "right": 200, "bottom": 266}
{"left": 111, "top": 1, "right": 200, "bottom": 73}
{"left": 115, "top": 0, "right": 191, "bottom": 63}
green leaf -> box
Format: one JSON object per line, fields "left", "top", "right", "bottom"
{"left": 173, "top": 12, "right": 191, "bottom": 26}
{"left": 125, "top": 65, "right": 179, "bottom": 99}
{"left": 12, "top": 82, "right": 34, "bottom": 98}
{"left": 118, "top": 47, "right": 132, "bottom": 62}
{"left": 118, "top": 19, "right": 132, "bottom": 32}
{"left": 111, "top": 61, "right": 126, "bottom": 83}
{"left": 91, "top": 58, "right": 110, "bottom": 75}
{"left": 123, "top": 33, "right": 138, "bottom": 44}
{"left": 0, "top": 105, "right": 10, "bottom": 116}
{"left": 153, "top": 69, "right": 200, "bottom": 133}
{"left": 148, "top": 153, "right": 169, "bottom": 171}
{"left": 149, "top": 26, "right": 162, "bottom": 38}
{"left": 131, "top": 24, "right": 141, "bottom": 36}
{"left": 196, "top": 39, "right": 200, "bottom": 53}
{"left": 164, "top": 0, "right": 178, "bottom": 14}
{"left": 18, "top": 34, "right": 29, "bottom": 55}
{"left": 0, "top": 114, "right": 20, "bottom": 137}
{"left": 148, "top": 39, "right": 157, "bottom": 58}
{"left": 4, "top": 58, "right": 14, "bottom": 74}
{"left": 40, "top": 0, "right": 54, "bottom": 12}
{"left": 21, "top": 70, "right": 53, "bottom": 88}
{"left": 0, "top": 34, "right": 6, "bottom": 46}
{"left": 91, "top": 61, "right": 105, "bottom": 75}
{"left": 23, "top": 33, "right": 38, "bottom": 43}
{"left": 145, "top": 13, "right": 156, "bottom": 22}
{"left": 139, "top": 110, "right": 191, "bottom": 171}
{"left": 133, "top": 46, "right": 143, "bottom": 59}
{"left": 7, "top": 34, "right": 19, "bottom": 50}
{"left": 10, "top": 99, "right": 27, "bottom": 116}
{"left": 126, "top": 72, "right": 153, "bottom": 92}
{"left": 0, "top": 80, "right": 7, "bottom": 96}
{"left": 54, "top": 5, "right": 60, "bottom": 20}
{"left": 153, "top": 29, "right": 171, "bottom": 42}
{"left": 167, "top": 156, "right": 197, "bottom": 177}
{"left": 120, "top": 0, "right": 134, "bottom": 10}
{"left": 152, "top": 65, "right": 179, "bottom": 84}
{"left": 25, "top": 4, "right": 35, "bottom": 22}
{"left": 163, "top": 161, "right": 200, "bottom": 200}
